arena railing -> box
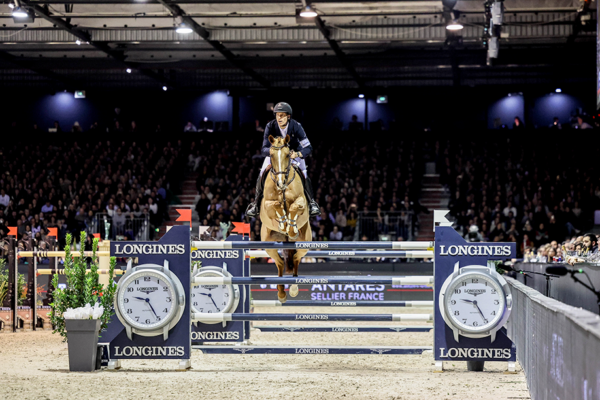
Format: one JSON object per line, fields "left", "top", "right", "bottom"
{"left": 357, "top": 211, "right": 415, "bottom": 241}
{"left": 506, "top": 277, "right": 600, "bottom": 400}
{"left": 91, "top": 213, "right": 150, "bottom": 241}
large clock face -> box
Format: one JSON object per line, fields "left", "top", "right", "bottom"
{"left": 118, "top": 270, "right": 176, "bottom": 330}
{"left": 444, "top": 272, "right": 505, "bottom": 334}
{"left": 191, "top": 271, "right": 234, "bottom": 315}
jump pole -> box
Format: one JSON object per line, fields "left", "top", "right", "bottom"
{"left": 192, "top": 313, "right": 433, "bottom": 323}
{"left": 192, "top": 240, "right": 433, "bottom": 250}
{"left": 246, "top": 250, "right": 433, "bottom": 258}
{"left": 251, "top": 300, "right": 433, "bottom": 307}
{"left": 193, "top": 276, "right": 434, "bottom": 286}
{"left": 253, "top": 326, "right": 433, "bottom": 333}
{"left": 194, "top": 345, "right": 433, "bottom": 355}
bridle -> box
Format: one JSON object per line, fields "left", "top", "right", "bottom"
{"left": 269, "top": 141, "right": 299, "bottom": 239}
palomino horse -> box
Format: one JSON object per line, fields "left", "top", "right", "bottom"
{"left": 260, "top": 135, "right": 312, "bottom": 303}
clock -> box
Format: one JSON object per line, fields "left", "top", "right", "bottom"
{"left": 439, "top": 263, "right": 512, "bottom": 343}
{"left": 115, "top": 260, "right": 186, "bottom": 341}
{"left": 191, "top": 264, "right": 240, "bottom": 325}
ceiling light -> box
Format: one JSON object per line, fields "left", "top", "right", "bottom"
{"left": 358, "top": 94, "right": 365, "bottom": 99}
{"left": 162, "top": 86, "right": 167, "bottom": 91}
{"left": 446, "top": 20, "right": 463, "bottom": 30}
{"left": 12, "top": 6, "right": 28, "bottom": 18}
{"left": 555, "top": 88, "right": 562, "bottom": 93}
{"left": 75, "top": 39, "right": 81, "bottom": 45}
{"left": 299, "top": 5, "right": 317, "bottom": 18}
{"left": 176, "top": 23, "right": 193, "bottom": 34}
{"left": 8, "top": 2, "right": 14, "bottom": 9}
{"left": 126, "top": 68, "right": 132, "bottom": 73}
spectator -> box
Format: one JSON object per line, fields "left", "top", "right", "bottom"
{"left": 329, "top": 226, "right": 342, "bottom": 241}
{"left": 348, "top": 115, "right": 363, "bottom": 131}
{"left": 184, "top": 121, "right": 197, "bottom": 132}
{"left": 576, "top": 115, "right": 593, "bottom": 129}
{"left": 513, "top": 117, "right": 525, "bottom": 129}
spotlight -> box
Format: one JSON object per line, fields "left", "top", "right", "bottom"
{"left": 12, "top": 6, "right": 28, "bottom": 18}
{"left": 299, "top": 5, "right": 317, "bottom": 18}
{"left": 162, "top": 86, "right": 168, "bottom": 91}
{"left": 555, "top": 88, "right": 562, "bottom": 93}
{"left": 8, "top": 2, "right": 14, "bottom": 9}
{"left": 176, "top": 23, "right": 193, "bottom": 34}
{"left": 75, "top": 39, "right": 81, "bottom": 45}
{"left": 126, "top": 68, "right": 132, "bottom": 73}
{"left": 358, "top": 94, "right": 365, "bottom": 99}
{"left": 446, "top": 20, "right": 463, "bottom": 31}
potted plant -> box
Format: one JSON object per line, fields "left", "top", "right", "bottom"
{"left": 49, "top": 232, "right": 117, "bottom": 372}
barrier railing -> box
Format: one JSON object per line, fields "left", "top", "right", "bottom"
{"left": 92, "top": 213, "right": 150, "bottom": 241}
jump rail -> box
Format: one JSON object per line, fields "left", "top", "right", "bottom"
{"left": 246, "top": 250, "right": 433, "bottom": 259}
{"left": 251, "top": 300, "right": 433, "bottom": 307}
{"left": 192, "top": 313, "right": 433, "bottom": 323}
{"left": 17, "top": 251, "right": 111, "bottom": 257}
{"left": 194, "top": 345, "right": 433, "bottom": 355}
{"left": 253, "top": 326, "right": 434, "bottom": 333}
{"left": 192, "top": 240, "right": 433, "bottom": 250}
{"left": 193, "top": 276, "right": 434, "bottom": 286}
{"left": 36, "top": 269, "right": 125, "bottom": 275}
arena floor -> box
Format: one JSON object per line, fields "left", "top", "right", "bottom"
{"left": 0, "top": 307, "right": 531, "bottom": 400}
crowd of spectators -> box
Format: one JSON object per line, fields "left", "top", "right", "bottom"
{"left": 0, "top": 139, "right": 186, "bottom": 250}
{"left": 441, "top": 137, "right": 600, "bottom": 259}
{"left": 191, "top": 137, "right": 427, "bottom": 242}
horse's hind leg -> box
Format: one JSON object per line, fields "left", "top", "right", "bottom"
{"left": 286, "top": 250, "right": 300, "bottom": 298}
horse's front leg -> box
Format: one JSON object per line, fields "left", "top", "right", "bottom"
{"left": 286, "top": 196, "right": 307, "bottom": 238}
{"left": 265, "top": 249, "right": 286, "bottom": 303}
{"left": 264, "top": 200, "right": 288, "bottom": 233}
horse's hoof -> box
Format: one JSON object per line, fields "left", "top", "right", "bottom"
{"left": 278, "top": 295, "right": 287, "bottom": 304}
{"left": 289, "top": 284, "right": 299, "bottom": 298}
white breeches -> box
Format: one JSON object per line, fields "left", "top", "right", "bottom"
{"left": 260, "top": 156, "right": 307, "bottom": 178}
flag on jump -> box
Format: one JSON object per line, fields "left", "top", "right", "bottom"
{"left": 47, "top": 227, "right": 58, "bottom": 238}
{"left": 176, "top": 209, "right": 192, "bottom": 228}
{"left": 232, "top": 222, "right": 251, "bottom": 237}
{"left": 7, "top": 226, "right": 17, "bottom": 237}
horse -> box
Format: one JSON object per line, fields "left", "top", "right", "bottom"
{"left": 260, "top": 135, "right": 312, "bottom": 303}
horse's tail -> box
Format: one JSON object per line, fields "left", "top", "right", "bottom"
{"left": 284, "top": 249, "right": 296, "bottom": 274}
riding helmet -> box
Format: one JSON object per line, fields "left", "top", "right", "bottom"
{"left": 273, "top": 102, "right": 293, "bottom": 116}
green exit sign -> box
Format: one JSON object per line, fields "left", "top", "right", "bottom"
{"left": 376, "top": 95, "right": 387, "bottom": 104}
{"left": 74, "top": 90, "right": 86, "bottom": 98}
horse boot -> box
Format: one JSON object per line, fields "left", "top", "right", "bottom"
{"left": 304, "top": 177, "right": 321, "bottom": 217}
{"left": 245, "top": 174, "right": 264, "bottom": 218}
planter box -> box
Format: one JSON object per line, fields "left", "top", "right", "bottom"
{"left": 65, "top": 319, "right": 101, "bottom": 372}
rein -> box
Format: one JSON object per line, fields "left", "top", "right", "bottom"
{"left": 269, "top": 142, "right": 299, "bottom": 239}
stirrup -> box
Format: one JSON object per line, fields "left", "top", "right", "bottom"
{"left": 246, "top": 202, "right": 259, "bottom": 217}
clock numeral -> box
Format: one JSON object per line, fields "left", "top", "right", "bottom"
{"left": 124, "top": 298, "right": 129, "bottom": 303}
{"left": 200, "top": 308, "right": 204, "bottom": 312}
{"left": 192, "top": 293, "right": 195, "bottom": 297}
{"left": 163, "top": 287, "right": 169, "bottom": 292}
{"left": 472, "top": 279, "right": 479, "bottom": 284}
{"left": 473, "top": 321, "right": 479, "bottom": 327}
{"left": 163, "top": 308, "right": 168, "bottom": 313}
{"left": 494, "top": 300, "right": 499, "bottom": 305}
{"left": 207, "top": 310, "right": 212, "bottom": 313}
{"left": 222, "top": 302, "right": 227, "bottom": 306}
{"left": 224, "top": 293, "right": 229, "bottom": 298}
{"left": 145, "top": 319, "right": 150, "bottom": 324}
{"left": 134, "top": 280, "right": 139, "bottom": 285}
{"left": 462, "top": 319, "right": 467, "bottom": 323}
{"left": 144, "top": 277, "right": 151, "bottom": 282}
{"left": 166, "top": 297, "right": 172, "bottom": 303}
{"left": 454, "top": 289, "right": 461, "bottom": 294}
{"left": 127, "top": 309, "right": 132, "bottom": 314}
{"left": 156, "top": 316, "right": 161, "bottom": 321}
{"left": 450, "top": 300, "right": 456, "bottom": 305}
{"left": 461, "top": 282, "right": 467, "bottom": 287}
{"left": 485, "top": 282, "right": 488, "bottom": 286}
{"left": 453, "top": 311, "right": 460, "bottom": 316}
{"left": 222, "top": 285, "right": 227, "bottom": 289}
{"left": 135, "top": 317, "right": 140, "bottom": 322}
{"left": 491, "top": 311, "right": 496, "bottom": 315}
{"left": 483, "top": 319, "right": 488, "bottom": 324}
{"left": 157, "top": 280, "right": 160, "bottom": 285}
{"left": 193, "top": 302, "right": 198, "bottom": 306}
{"left": 491, "top": 289, "right": 497, "bottom": 294}
{"left": 127, "top": 288, "right": 133, "bottom": 292}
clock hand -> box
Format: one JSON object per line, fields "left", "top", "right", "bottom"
{"left": 133, "top": 296, "right": 147, "bottom": 301}
{"left": 145, "top": 298, "right": 159, "bottom": 318}
{"left": 198, "top": 292, "right": 210, "bottom": 296}
{"left": 472, "top": 300, "right": 487, "bottom": 322}
{"left": 460, "top": 299, "right": 473, "bottom": 303}
{"left": 209, "top": 296, "right": 218, "bottom": 309}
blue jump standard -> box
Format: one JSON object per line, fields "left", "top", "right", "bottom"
{"left": 194, "top": 345, "right": 433, "bottom": 355}
{"left": 254, "top": 326, "right": 434, "bottom": 333}
{"left": 251, "top": 300, "right": 430, "bottom": 307}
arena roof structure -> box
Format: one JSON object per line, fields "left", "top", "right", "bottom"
{"left": 0, "top": 0, "right": 595, "bottom": 89}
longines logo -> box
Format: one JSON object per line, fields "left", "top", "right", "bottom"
{"left": 113, "top": 346, "right": 185, "bottom": 357}
{"left": 192, "top": 250, "right": 240, "bottom": 259}
{"left": 296, "top": 314, "right": 328, "bottom": 320}
{"left": 192, "top": 331, "right": 239, "bottom": 340}
{"left": 328, "top": 251, "right": 355, "bottom": 256}
{"left": 296, "top": 243, "right": 329, "bottom": 249}
{"left": 137, "top": 287, "right": 158, "bottom": 294}
{"left": 114, "top": 244, "right": 185, "bottom": 255}
{"left": 296, "top": 278, "right": 328, "bottom": 284}
{"left": 465, "top": 289, "right": 486, "bottom": 296}
{"left": 439, "top": 347, "right": 511, "bottom": 359}
{"left": 295, "top": 348, "right": 329, "bottom": 354}
{"left": 439, "top": 245, "right": 511, "bottom": 257}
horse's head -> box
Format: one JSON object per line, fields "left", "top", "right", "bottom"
{"left": 268, "top": 135, "right": 291, "bottom": 190}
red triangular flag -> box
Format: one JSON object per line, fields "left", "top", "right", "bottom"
{"left": 176, "top": 209, "right": 192, "bottom": 228}
{"left": 47, "top": 227, "right": 57, "bottom": 238}
{"left": 92, "top": 233, "right": 101, "bottom": 241}
{"left": 232, "top": 222, "right": 251, "bottom": 236}
{"left": 7, "top": 226, "right": 17, "bottom": 237}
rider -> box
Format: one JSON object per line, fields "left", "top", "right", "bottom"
{"left": 245, "top": 102, "right": 320, "bottom": 217}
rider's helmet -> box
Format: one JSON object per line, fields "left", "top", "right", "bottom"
{"left": 273, "top": 102, "right": 292, "bottom": 116}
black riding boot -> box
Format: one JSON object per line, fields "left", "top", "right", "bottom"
{"left": 245, "top": 174, "right": 264, "bottom": 217}
{"left": 304, "top": 177, "right": 321, "bottom": 216}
